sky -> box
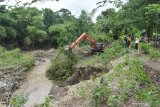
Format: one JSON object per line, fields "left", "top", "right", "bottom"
{"left": 32, "top": 0, "right": 115, "bottom": 21}
{"left": 1, "top": 0, "right": 122, "bottom": 22}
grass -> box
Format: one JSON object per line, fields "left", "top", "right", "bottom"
{"left": 10, "top": 92, "right": 28, "bottom": 107}
{"left": 140, "top": 43, "right": 160, "bottom": 58}
{"left": 77, "top": 40, "right": 129, "bottom": 67}
{"left": 0, "top": 46, "right": 34, "bottom": 70}
{"left": 92, "top": 55, "right": 160, "bottom": 107}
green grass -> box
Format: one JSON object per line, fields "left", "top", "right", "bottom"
{"left": 77, "top": 40, "right": 129, "bottom": 67}
{"left": 0, "top": 47, "right": 34, "bottom": 70}
{"left": 140, "top": 43, "right": 160, "bottom": 58}
{"left": 92, "top": 55, "right": 160, "bottom": 107}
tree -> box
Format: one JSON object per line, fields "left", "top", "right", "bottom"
{"left": 43, "top": 8, "right": 55, "bottom": 28}
{"left": 78, "top": 10, "right": 94, "bottom": 34}
{"left": 0, "top": 8, "right": 17, "bottom": 47}
{"left": 57, "top": 8, "right": 72, "bottom": 20}
{"left": 8, "top": 7, "right": 47, "bottom": 49}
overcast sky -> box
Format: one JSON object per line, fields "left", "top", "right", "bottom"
{"left": 1, "top": 0, "right": 124, "bottom": 22}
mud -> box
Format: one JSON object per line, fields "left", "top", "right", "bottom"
{"left": 13, "top": 58, "right": 52, "bottom": 107}
{"left": 66, "top": 66, "right": 103, "bottom": 85}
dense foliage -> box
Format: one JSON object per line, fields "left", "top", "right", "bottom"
{"left": 46, "top": 49, "right": 77, "bottom": 83}
{"left": 0, "top": 0, "right": 160, "bottom": 50}
{"left": 140, "top": 43, "right": 160, "bottom": 58}
{"left": 0, "top": 3, "right": 94, "bottom": 50}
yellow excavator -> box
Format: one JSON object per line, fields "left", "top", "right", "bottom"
{"left": 65, "top": 33, "right": 104, "bottom": 55}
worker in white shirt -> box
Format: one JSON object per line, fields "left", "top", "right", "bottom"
{"left": 135, "top": 36, "right": 140, "bottom": 54}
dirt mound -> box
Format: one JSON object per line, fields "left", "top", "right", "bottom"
{"left": 66, "top": 66, "right": 103, "bottom": 85}
{"left": 143, "top": 60, "right": 160, "bottom": 85}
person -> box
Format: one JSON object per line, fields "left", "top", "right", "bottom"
{"left": 127, "top": 35, "right": 131, "bottom": 48}
{"left": 124, "top": 36, "right": 128, "bottom": 47}
{"left": 141, "top": 36, "right": 145, "bottom": 42}
{"left": 135, "top": 36, "right": 140, "bottom": 54}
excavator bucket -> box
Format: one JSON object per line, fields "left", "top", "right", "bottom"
{"left": 64, "top": 46, "right": 70, "bottom": 51}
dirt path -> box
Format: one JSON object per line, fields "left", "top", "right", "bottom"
{"left": 143, "top": 60, "right": 160, "bottom": 85}
{"left": 14, "top": 58, "right": 52, "bottom": 106}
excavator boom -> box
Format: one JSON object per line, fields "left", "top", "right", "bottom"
{"left": 70, "top": 33, "right": 97, "bottom": 48}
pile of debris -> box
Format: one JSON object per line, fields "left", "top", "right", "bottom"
{"left": 34, "top": 49, "right": 54, "bottom": 58}
{"left": 0, "top": 65, "right": 27, "bottom": 105}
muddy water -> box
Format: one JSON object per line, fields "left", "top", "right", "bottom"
{"left": 14, "top": 58, "right": 52, "bottom": 107}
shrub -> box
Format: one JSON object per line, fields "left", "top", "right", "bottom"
{"left": 78, "top": 40, "right": 129, "bottom": 67}
{"left": 46, "top": 49, "right": 77, "bottom": 83}
{"left": 10, "top": 92, "right": 28, "bottom": 107}
{"left": 140, "top": 43, "right": 160, "bottom": 58}
{"left": 0, "top": 46, "right": 5, "bottom": 54}
{"left": 92, "top": 80, "right": 111, "bottom": 106}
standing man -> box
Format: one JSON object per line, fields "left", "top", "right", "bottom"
{"left": 135, "top": 36, "right": 140, "bottom": 54}
{"left": 127, "top": 35, "right": 131, "bottom": 48}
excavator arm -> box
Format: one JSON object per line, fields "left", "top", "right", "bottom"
{"left": 64, "top": 33, "right": 103, "bottom": 55}
{"left": 70, "top": 33, "right": 97, "bottom": 48}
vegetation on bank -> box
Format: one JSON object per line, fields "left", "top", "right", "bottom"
{"left": 46, "top": 40, "right": 126, "bottom": 83}
{"left": 91, "top": 55, "right": 160, "bottom": 107}
{"left": 140, "top": 43, "right": 160, "bottom": 58}
{"left": 77, "top": 40, "right": 129, "bottom": 67}
{"left": 0, "top": 46, "right": 34, "bottom": 69}
{"left": 46, "top": 49, "right": 77, "bottom": 83}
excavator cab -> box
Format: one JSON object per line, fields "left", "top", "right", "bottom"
{"left": 90, "top": 43, "right": 104, "bottom": 55}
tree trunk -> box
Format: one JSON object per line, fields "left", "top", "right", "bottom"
{"left": 147, "top": 25, "right": 153, "bottom": 43}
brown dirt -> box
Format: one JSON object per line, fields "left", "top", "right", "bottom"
{"left": 66, "top": 66, "right": 103, "bottom": 85}
{"left": 143, "top": 60, "right": 160, "bottom": 85}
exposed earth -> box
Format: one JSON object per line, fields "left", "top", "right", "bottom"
{"left": 13, "top": 58, "right": 53, "bottom": 107}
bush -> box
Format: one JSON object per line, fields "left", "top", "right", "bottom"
{"left": 140, "top": 43, "right": 160, "bottom": 58}
{"left": 10, "top": 92, "right": 28, "bottom": 107}
{"left": 78, "top": 40, "right": 129, "bottom": 67}
{"left": 46, "top": 49, "right": 77, "bottom": 83}
{"left": 140, "top": 43, "right": 151, "bottom": 54}
{"left": 92, "top": 80, "right": 111, "bottom": 106}
{"left": 0, "top": 46, "right": 5, "bottom": 54}
{"left": 33, "top": 97, "right": 51, "bottom": 107}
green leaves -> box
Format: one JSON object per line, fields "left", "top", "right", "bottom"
{"left": 145, "top": 4, "right": 160, "bottom": 13}
{"left": 0, "top": 26, "right": 6, "bottom": 39}
{"left": 10, "top": 92, "right": 28, "bottom": 107}
{"left": 46, "top": 50, "right": 77, "bottom": 83}
{"left": 140, "top": 43, "right": 160, "bottom": 58}
{"left": 96, "top": 0, "right": 123, "bottom": 8}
